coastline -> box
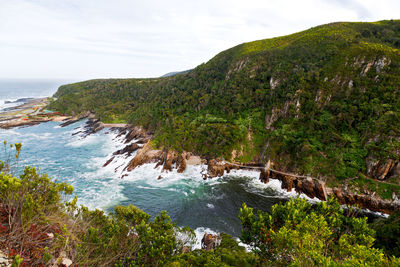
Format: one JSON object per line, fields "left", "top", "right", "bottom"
{"left": 1, "top": 101, "right": 399, "bottom": 215}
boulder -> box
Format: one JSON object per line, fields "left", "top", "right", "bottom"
{"left": 259, "top": 167, "right": 269, "bottom": 183}
{"left": 207, "top": 160, "right": 225, "bottom": 178}
{"left": 113, "top": 143, "right": 140, "bottom": 157}
{"left": 177, "top": 154, "right": 187, "bottom": 173}
{"left": 280, "top": 175, "right": 295, "bottom": 192}
{"left": 201, "top": 232, "right": 221, "bottom": 251}
{"left": 126, "top": 142, "right": 163, "bottom": 171}
{"left": 163, "top": 151, "right": 177, "bottom": 172}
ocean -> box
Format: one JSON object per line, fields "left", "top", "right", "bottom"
{"left": 0, "top": 79, "right": 302, "bottom": 246}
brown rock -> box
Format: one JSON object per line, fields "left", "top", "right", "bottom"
{"left": 163, "top": 151, "right": 177, "bottom": 172}
{"left": 280, "top": 175, "right": 294, "bottom": 192}
{"left": 113, "top": 143, "right": 140, "bottom": 156}
{"left": 182, "top": 246, "right": 191, "bottom": 254}
{"left": 314, "top": 180, "right": 327, "bottom": 201}
{"left": 103, "top": 156, "right": 115, "bottom": 167}
{"left": 126, "top": 142, "right": 163, "bottom": 171}
{"left": 259, "top": 167, "right": 269, "bottom": 183}
{"left": 300, "top": 178, "right": 316, "bottom": 198}
{"left": 177, "top": 154, "right": 187, "bottom": 173}
{"left": 124, "top": 126, "right": 151, "bottom": 144}
{"left": 207, "top": 160, "right": 226, "bottom": 178}
{"left": 201, "top": 232, "right": 221, "bottom": 251}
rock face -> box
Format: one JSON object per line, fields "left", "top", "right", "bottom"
{"left": 176, "top": 154, "right": 187, "bottom": 173}
{"left": 332, "top": 189, "right": 400, "bottom": 214}
{"left": 123, "top": 126, "right": 151, "bottom": 144}
{"left": 259, "top": 167, "right": 270, "bottom": 183}
{"left": 367, "top": 158, "right": 398, "bottom": 180}
{"left": 126, "top": 142, "right": 163, "bottom": 171}
{"left": 259, "top": 166, "right": 399, "bottom": 214}
{"left": 59, "top": 111, "right": 93, "bottom": 128}
{"left": 201, "top": 232, "right": 221, "bottom": 251}
{"left": 113, "top": 143, "right": 140, "bottom": 157}
{"left": 206, "top": 159, "right": 240, "bottom": 178}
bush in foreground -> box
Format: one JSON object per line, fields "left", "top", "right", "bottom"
{"left": 239, "top": 197, "right": 400, "bottom": 266}
{"left": 0, "top": 142, "right": 399, "bottom": 266}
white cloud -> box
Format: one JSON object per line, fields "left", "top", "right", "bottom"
{"left": 0, "top": 0, "right": 398, "bottom": 80}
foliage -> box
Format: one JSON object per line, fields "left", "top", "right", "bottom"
{"left": 1, "top": 143, "right": 400, "bottom": 266}
{"left": 239, "top": 197, "right": 400, "bottom": 266}
{"left": 0, "top": 143, "right": 197, "bottom": 266}
{"left": 74, "top": 205, "right": 195, "bottom": 266}
{"left": 372, "top": 210, "right": 400, "bottom": 257}
{"left": 48, "top": 21, "right": 400, "bottom": 196}
{"left": 0, "top": 143, "right": 73, "bottom": 266}
{"left": 169, "top": 233, "right": 256, "bottom": 267}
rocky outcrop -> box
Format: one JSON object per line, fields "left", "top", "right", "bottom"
{"left": 259, "top": 167, "right": 270, "bottom": 183}
{"left": 201, "top": 232, "right": 221, "bottom": 251}
{"left": 367, "top": 158, "right": 398, "bottom": 180}
{"left": 259, "top": 167, "right": 399, "bottom": 214}
{"left": 162, "top": 150, "right": 177, "bottom": 172}
{"left": 60, "top": 111, "right": 93, "bottom": 127}
{"left": 113, "top": 143, "right": 140, "bottom": 157}
{"left": 126, "top": 142, "right": 163, "bottom": 171}
{"left": 124, "top": 126, "right": 151, "bottom": 144}
{"left": 206, "top": 159, "right": 240, "bottom": 178}
{"left": 0, "top": 118, "right": 50, "bottom": 129}
{"left": 176, "top": 154, "right": 187, "bottom": 173}
{"left": 332, "top": 189, "right": 400, "bottom": 214}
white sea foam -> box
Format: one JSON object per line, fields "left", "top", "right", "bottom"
{"left": 193, "top": 227, "right": 218, "bottom": 249}
{"left": 207, "top": 203, "right": 215, "bottom": 209}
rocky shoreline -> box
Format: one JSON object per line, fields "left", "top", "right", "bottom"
{"left": 2, "top": 107, "right": 399, "bottom": 215}
{"left": 80, "top": 120, "right": 399, "bottom": 215}
{"left": 0, "top": 98, "right": 70, "bottom": 129}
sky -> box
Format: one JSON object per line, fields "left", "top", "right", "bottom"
{"left": 0, "top": 0, "right": 399, "bottom": 81}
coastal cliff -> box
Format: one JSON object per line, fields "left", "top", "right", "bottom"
{"left": 49, "top": 20, "right": 400, "bottom": 212}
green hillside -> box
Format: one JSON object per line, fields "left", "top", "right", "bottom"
{"left": 49, "top": 20, "right": 400, "bottom": 193}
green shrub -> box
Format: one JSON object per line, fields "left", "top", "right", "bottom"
{"left": 239, "top": 197, "right": 400, "bottom": 266}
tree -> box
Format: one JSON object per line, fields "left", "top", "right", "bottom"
{"left": 239, "top": 197, "right": 400, "bottom": 266}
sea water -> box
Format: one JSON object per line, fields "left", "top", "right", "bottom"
{"left": 0, "top": 80, "right": 308, "bottom": 245}
{"left": 0, "top": 79, "right": 69, "bottom": 111}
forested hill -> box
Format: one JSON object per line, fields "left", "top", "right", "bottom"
{"left": 49, "top": 20, "right": 400, "bottom": 190}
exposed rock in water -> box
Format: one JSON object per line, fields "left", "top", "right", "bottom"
{"left": 201, "top": 232, "right": 221, "bottom": 251}
{"left": 126, "top": 142, "right": 163, "bottom": 171}
{"left": 176, "top": 153, "right": 187, "bottom": 173}
{"left": 113, "top": 143, "right": 140, "bottom": 157}
{"left": 259, "top": 166, "right": 399, "bottom": 214}
{"left": 77, "top": 118, "right": 105, "bottom": 137}
{"left": 103, "top": 156, "right": 115, "bottom": 167}
{"left": 207, "top": 159, "right": 226, "bottom": 178}
{"left": 124, "top": 126, "right": 151, "bottom": 144}
{"left": 59, "top": 111, "right": 93, "bottom": 127}
{"left": 206, "top": 159, "right": 240, "bottom": 178}
{"left": 162, "top": 150, "right": 177, "bottom": 172}
{"left": 259, "top": 167, "right": 269, "bottom": 183}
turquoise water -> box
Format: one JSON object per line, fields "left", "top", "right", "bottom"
{"left": 0, "top": 80, "right": 296, "bottom": 241}
{"left": 0, "top": 120, "right": 295, "bottom": 239}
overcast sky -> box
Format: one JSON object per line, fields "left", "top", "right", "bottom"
{"left": 0, "top": 0, "right": 399, "bottom": 80}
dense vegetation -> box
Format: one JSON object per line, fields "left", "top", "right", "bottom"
{"left": 1, "top": 143, "right": 399, "bottom": 266}
{"left": 49, "top": 20, "right": 400, "bottom": 196}
{"left": 239, "top": 197, "right": 399, "bottom": 266}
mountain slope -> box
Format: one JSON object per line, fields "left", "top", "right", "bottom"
{"left": 49, "top": 20, "right": 400, "bottom": 195}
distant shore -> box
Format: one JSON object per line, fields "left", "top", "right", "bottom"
{"left": 0, "top": 97, "right": 128, "bottom": 129}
